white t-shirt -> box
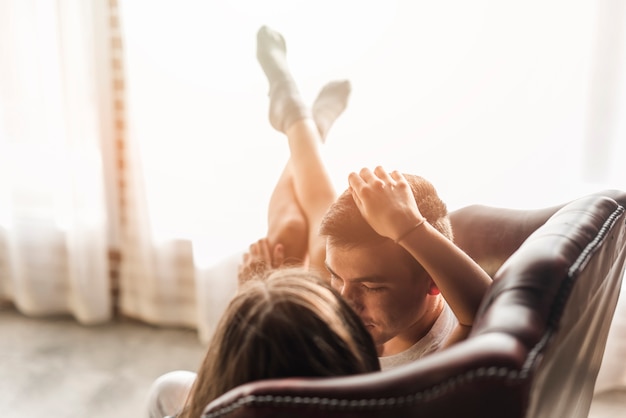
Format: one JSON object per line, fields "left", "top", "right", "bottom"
{"left": 378, "top": 303, "right": 458, "bottom": 370}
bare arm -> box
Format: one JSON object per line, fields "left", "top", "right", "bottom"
{"left": 348, "top": 166, "right": 492, "bottom": 327}
{"left": 398, "top": 221, "right": 491, "bottom": 326}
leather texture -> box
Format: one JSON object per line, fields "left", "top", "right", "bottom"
{"left": 202, "top": 190, "right": 626, "bottom": 418}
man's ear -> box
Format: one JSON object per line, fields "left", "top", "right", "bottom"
{"left": 428, "top": 279, "right": 440, "bottom": 296}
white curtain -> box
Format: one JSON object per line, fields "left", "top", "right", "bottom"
{"left": 587, "top": 0, "right": 626, "bottom": 393}
{"left": 0, "top": 0, "right": 112, "bottom": 324}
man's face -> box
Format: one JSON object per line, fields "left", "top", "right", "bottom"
{"left": 325, "top": 241, "right": 432, "bottom": 356}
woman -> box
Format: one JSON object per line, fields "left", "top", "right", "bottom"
{"left": 148, "top": 26, "right": 356, "bottom": 418}
{"left": 237, "top": 25, "right": 348, "bottom": 282}
{"left": 157, "top": 268, "right": 380, "bottom": 418}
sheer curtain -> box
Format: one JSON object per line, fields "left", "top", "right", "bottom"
{"left": 586, "top": 0, "right": 626, "bottom": 394}
{"left": 0, "top": 0, "right": 113, "bottom": 324}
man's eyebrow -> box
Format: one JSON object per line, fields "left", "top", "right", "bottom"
{"left": 325, "top": 262, "right": 342, "bottom": 280}
{"left": 324, "top": 262, "right": 387, "bottom": 283}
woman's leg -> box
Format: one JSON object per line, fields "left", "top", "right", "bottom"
{"left": 146, "top": 370, "right": 197, "bottom": 418}
{"left": 257, "top": 26, "right": 342, "bottom": 275}
{"left": 266, "top": 81, "right": 351, "bottom": 267}
{"left": 280, "top": 120, "right": 336, "bottom": 275}
{"left": 265, "top": 164, "right": 308, "bottom": 266}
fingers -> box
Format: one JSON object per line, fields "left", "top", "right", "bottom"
{"left": 373, "top": 165, "right": 396, "bottom": 185}
{"left": 348, "top": 171, "right": 365, "bottom": 208}
{"left": 246, "top": 238, "right": 272, "bottom": 262}
{"left": 390, "top": 170, "right": 405, "bottom": 184}
{"left": 358, "top": 167, "right": 377, "bottom": 183}
{"left": 238, "top": 238, "right": 282, "bottom": 285}
{"left": 237, "top": 238, "right": 276, "bottom": 285}
{"left": 257, "top": 238, "right": 271, "bottom": 262}
{"left": 349, "top": 166, "right": 396, "bottom": 191}
{"left": 359, "top": 166, "right": 390, "bottom": 188}
{"left": 272, "top": 243, "right": 285, "bottom": 268}
{"left": 348, "top": 170, "right": 366, "bottom": 190}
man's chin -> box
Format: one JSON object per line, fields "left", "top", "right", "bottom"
{"left": 366, "top": 327, "right": 388, "bottom": 347}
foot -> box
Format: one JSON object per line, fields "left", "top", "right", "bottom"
{"left": 312, "top": 80, "right": 352, "bottom": 142}
{"left": 256, "top": 25, "right": 289, "bottom": 87}
{"left": 256, "top": 26, "right": 310, "bottom": 133}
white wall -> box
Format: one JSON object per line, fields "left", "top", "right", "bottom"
{"left": 120, "top": 0, "right": 626, "bottom": 266}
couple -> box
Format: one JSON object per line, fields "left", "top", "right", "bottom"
{"left": 147, "top": 26, "right": 492, "bottom": 418}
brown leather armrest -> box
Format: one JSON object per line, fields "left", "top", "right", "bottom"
{"left": 204, "top": 333, "right": 530, "bottom": 418}
{"left": 450, "top": 189, "right": 626, "bottom": 276}
{"left": 202, "top": 189, "right": 626, "bottom": 418}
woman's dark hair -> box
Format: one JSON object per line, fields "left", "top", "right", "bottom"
{"left": 178, "top": 267, "right": 380, "bottom": 418}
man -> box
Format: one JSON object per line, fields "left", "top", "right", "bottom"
{"left": 319, "top": 166, "right": 492, "bottom": 368}
{"left": 252, "top": 25, "right": 492, "bottom": 369}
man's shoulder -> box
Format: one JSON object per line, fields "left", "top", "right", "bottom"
{"left": 379, "top": 303, "right": 458, "bottom": 370}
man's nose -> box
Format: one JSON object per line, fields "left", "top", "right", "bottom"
{"left": 340, "top": 284, "right": 363, "bottom": 312}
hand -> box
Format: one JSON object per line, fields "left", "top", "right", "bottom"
{"left": 348, "top": 166, "right": 425, "bottom": 242}
{"left": 237, "top": 238, "right": 285, "bottom": 285}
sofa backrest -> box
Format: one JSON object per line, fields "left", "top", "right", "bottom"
{"left": 202, "top": 192, "right": 626, "bottom": 418}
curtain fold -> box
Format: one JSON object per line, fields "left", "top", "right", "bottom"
{"left": 586, "top": 0, "right": 626, "bottom": 394}
{"left": 0, "top": 0, "right": 111, "bottom": 324}
{"left": 110, "top": 0, "right": 199, "bottom": 327}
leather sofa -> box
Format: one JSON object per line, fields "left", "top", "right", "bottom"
{"left": 201, "top": 190, "right": 626, "bottom": 418}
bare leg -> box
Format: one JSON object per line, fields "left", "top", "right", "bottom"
{"left": 257, "top": 26, "right": 340, "bottom": 276}
{"left": 266, "top": 81, "right": 352, "bottom": 268}
{"left": 266, "top": 165, "right": 309, "bottom": 266}
{"left": 282, "top": 120, "right": 337, "bottom": 276}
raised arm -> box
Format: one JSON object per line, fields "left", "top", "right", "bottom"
{"left": 347, "top": 166, "right": 492, "bottom": 328}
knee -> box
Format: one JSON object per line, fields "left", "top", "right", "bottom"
{"left": 146, "top": 370, "right": 197, "bottom": 418}
{"left": 279, "top": 214, "right": 308, "bottom": 240}
{"left": 269, "top": 214, "right": 308, "bottom": 259}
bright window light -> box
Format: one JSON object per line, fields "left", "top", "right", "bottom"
{"left": 120, "top": 0, "right": 625, "bottom": 265}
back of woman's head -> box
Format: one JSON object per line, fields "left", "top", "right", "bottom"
{"left": 180, "top": 268, "right": 380, "bottom": 417}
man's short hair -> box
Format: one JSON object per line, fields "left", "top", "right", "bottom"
{"left": 319, "top": 173, "right": 453, "bottom": 258}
